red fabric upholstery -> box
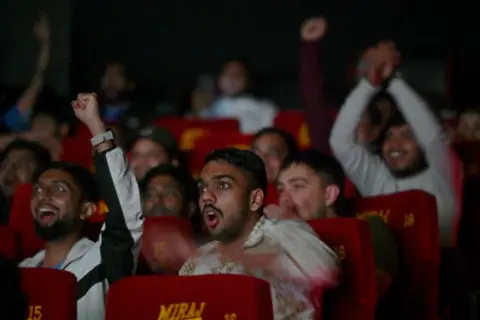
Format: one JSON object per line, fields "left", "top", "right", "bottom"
{"left": 274, "top": 110, "right": 311, "bottom": 149}
{"left": 354, "top": 190, "right": 440, "bottom": 319}
{"left": 0, "top": 225, "right": 20, "bottom": 260}
{"left": 153, "top": 117, "right": 240, "bottom": 151}
{"left": 308, "top": 218, "right": 376, "bottom": 320}
{"left": 139, "top": 216, "right": 195, "bottom": 274}
{"left": 60, "top": 134, "right": 93, "bottom": 169}
{"left": 264, "top": 182, "right": 279, "bottom": 206}
{"left": 21, "top": 268, "right": 77, "bottom": 320}
{"left": 8, "top": 183, "right": 45, "bottom": 258}
{"left": 188, "top": 133, "right": 253, "bottom": 176}
{"left": 106, "top": 274, "right": 273, "bottom": 320}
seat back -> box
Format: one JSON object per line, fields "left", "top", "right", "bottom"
{"left": 21, "top": 268, "right": 77, "bottom": 320}
{"left": 188, "top": 133, "right": 253, "bottom": 176}
{"left": 139, "top": 216, "right": 195, "bottom": 274}
{"left": 274, "top": 110, "right": 311, "bottom": 149}
{"left": 354, "top": 190, "right": 440, "bottom": 319}
{"left": 106, "top": 274, "right": 273, "bottom": 320}
{"left": 153, "top": 117, "right": 240, "bottom": 151}
{"left": 0, "top": 225, "right": 20, "bottom": 260}
{"left": 308, "top": 218, "right": 376, "bottom": 320}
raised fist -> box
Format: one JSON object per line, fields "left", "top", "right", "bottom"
{"left": 357, "top": 41, "right": 401, "bottom": 86}
{"left": 71, "top": 93, "right": 102, "bottom": 127}
{"left": 301, "top": 17, "right": 327, "bottom": 42}
{"left": 34, "top": 12, "right": 50, "bottom": 44}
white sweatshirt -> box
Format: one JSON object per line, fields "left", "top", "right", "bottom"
{"left": 329, "top": 78, "right": 456, "bottom": 247}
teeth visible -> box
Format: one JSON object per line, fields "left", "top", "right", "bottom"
{"left": 206, "top": 212, "right": 216, "bottom": 217}
{"left": 389, "top": 151, "right": 402, "bottom": 158}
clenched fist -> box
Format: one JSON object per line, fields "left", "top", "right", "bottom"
{"left": 301, "top": 17, "right": 327, "bottom": 42}
{"left": 71, "top": 93, "right": 105, "bottom": 135}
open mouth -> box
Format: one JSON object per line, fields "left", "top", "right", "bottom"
{"left": 202, "top": 208, "right": 221, "bottom": 228}
{"left": 36, "top": 204, "right": 59, "bottom": 225}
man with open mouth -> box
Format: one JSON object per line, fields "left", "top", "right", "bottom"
{"left": 178, "top": 148, "right": 340, "bottom": 319}
{"left": 19, "top": 93, "right": 144, "bottom": 320}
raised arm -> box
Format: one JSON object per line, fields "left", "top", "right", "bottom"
{"left": 73, "top": 93, "right": 144, "bottom": 282}
{"left": 299, "top": 17, "right": 334, "bottom": 153}
{"left": 4, "top": 13, "right": 50, "bottom": 132}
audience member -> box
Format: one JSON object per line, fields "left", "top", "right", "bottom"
{"left": 329, "top": 42, "right": 456, "bottom": 246}
{"left": 129, "top": 126, "right": 180, "bottom": 180}
{"left": 270, "top": 149, "right": 398, "bottom": 289}
{"left": 456, "top": 107, "right": 480, "bottom": 141}
{"left": 178, "top": 148, "right": 339, "bottom": 319}
{"left": 19, "top": 93, "right": 144, "bottom": 320}
{"left": 2, "top": 13, "right": 50, "bottom": 133}
{"left": 0, "top": 140, "right": 51, "bottom": 224}
{"left": 251, "top": 127, "right": 299, "bottom": 183}
{"left": 200, "top": 58, "right": 278, "bottom": 133}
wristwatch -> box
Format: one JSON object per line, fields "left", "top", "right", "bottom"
{"left": 90, "top": 129, "right": 115, "bottom": 147}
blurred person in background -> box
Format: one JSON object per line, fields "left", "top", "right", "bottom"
{"left": 456, "top": 107, "right": 480, "bottom": 141}
{"left": 128, "top": 126, "right": 180, "bottom": 180}
{"left": 1, "top": 13, "right": 50, "bottom": 133}
{"left": 199, "top": 58, "right": 278, "bottom": 134}
{"left": 181, "top": 74, "right": 216, "bottom": 118}
{"left": 0, "top": 140, "right": 51, "bottom": 224}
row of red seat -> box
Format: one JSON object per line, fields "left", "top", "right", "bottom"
{"left": 1, "top": 189, "right": 440, "bottom": 319}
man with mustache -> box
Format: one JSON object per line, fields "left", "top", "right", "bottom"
{"left": 19, "top": 93, "right": 144, "bottom": 320}
{"left": 178, "top": 148, "right": 339, "bottom": 320}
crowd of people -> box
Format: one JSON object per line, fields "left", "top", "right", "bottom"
{"left": 0, "top": 12, "right": 478, "bottom": 320}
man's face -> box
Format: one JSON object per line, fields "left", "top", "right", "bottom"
{"left": 31, "top": 114, "right": 58, "bottom": 139}
{"left": 198, "top": 160, "right": 253, "bottom": 242}
{"left": 143, "top": 175, "right": 186, "bottom": 218}
{"left": 382, "top": 124, "right": 424, "bottom": 176}
{"left": 131, "top": 139, "right": 170, "bottom": 180}
{"left": 30, "top": 169, "right": 85, "bottom": 241}
{"left": 217, "top": 61, "right": 248, "bottom": 96}
{"left": 251, "top": 133, "right": 288, "bottom": 182}
{"left": 101, "top": 64, "right": 129, "bottom": 100}
{"left": 457, "top": 112, "right": 480, "bottom": 141}
{"left": 277, "top": 163, "right": 328, "bottom": 220}
{"left": 0, "top": 149, "right": 37, "bottom": 197}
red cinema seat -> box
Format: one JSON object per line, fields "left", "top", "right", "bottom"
{"left": 106, "top": 274, "right": 273, "bottom": 320}
{"left": 274, "top": 111, "right": 311, "bottom": 149}
{"left": 22, "top": 268, "right": 77, "bottom": 320}
{"left": 189, "top": 133, "right": 253, "bottom": 176}
{"left": 308, "top": 218, "right": 377, "bottom": 320}
{"left": 8, "top": 183, "right": 45, "bottom": 258}
{"left": 153, "top": 117, "right": 240, "bottom": 151}
{"left": 139, "top": 216, "right": 195, "bottom": 275}
{"left": 354, "top": 190, "right": 440, "bottom": 320}
{"left": 60, "top": 134, "right": 93, "bottom": 169}
{"left": 0, "top": 225, "right": 20, "bottom": 260}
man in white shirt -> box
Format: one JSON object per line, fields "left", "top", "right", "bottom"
{"left": 329, "top": 42, "right": 456, "bottom": 246}
{"left": 179, "top": 148, "right": 339, "bottom": 320}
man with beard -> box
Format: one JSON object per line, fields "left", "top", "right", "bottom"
{"left": 179, "top": 148, "right": 339, "bottom": 320}
{"left": 19, "top": 93, "right": 144, "bottom": 320}
{"left": 329, "top": 42, "right": 455, "bottom": 246}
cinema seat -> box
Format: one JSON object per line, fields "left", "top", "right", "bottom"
{"left": 21, "top": 268, "right": 77, "bottom": 320}
{"left": 106, "top": 275, "right": 273, "bottom": 320}
{"left": 0, "top": 225, "right": 20, "bottom": 260}
{"left": 355, "top": 190, "right": 440, "bottom": 320}
{"left": 308, "top": 218, "right": 376, "bottom": 320}
{"left": 138, "top": 216, "right": 196, "bottom": 275}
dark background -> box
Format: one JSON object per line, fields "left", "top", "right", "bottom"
{"left": 0, "top": 0, "right": 477, "bottom": 109}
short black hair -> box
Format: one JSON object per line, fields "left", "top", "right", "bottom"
{"left": 281, "top": 149, "right": 345, "bottom": 210}
{"left": 140, "top": 163, "right": 197, "bottom": 205}
{"left": 205, "top": 148, "right": 267, "bottom": 196}
{"left": 365, "top": 90, "right": 396, "bottom": 127}
{"left": 252, "top": 127, "right": 299, "bottom": 157}
{"left": 34, "top": 162, "right": 100, "bottom": 204}
{"left": 0, "top": 140, "right": 51, "bottom": 170}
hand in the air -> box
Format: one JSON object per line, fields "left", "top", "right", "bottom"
{"left": 301, "top": 17, "right": 327, "bottom": 42}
